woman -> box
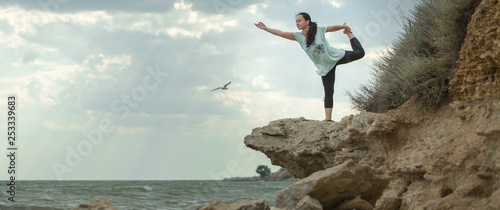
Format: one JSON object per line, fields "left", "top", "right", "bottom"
{"left": 255, "top": 12, "right": 365, "bottom": 121}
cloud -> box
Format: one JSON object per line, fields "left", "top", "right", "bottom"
{"left": 0, "top": 0, "right": 176, "bottom": 13}
{"left": 116, "top": 127, "right": 145, "bottom": 134}
{"left": 327, "top": 0, "right": 343, "bottom": 8}
{"left": 198, "top": 43, "right": 221, "bottom": 56}
{"left": 0, "top": 63, "right": 85, "bottom": 108}
{"left": 0, "top": 0, "right": 266, "bottom": 15}
{"left": 20, "top": 50, "right": 41, "bottom": 63}
{"left": 0, "top": 3, "right": 249, "bottom": 119}
{"left": 42, "top": 120, "right": 88, "bottom": 130}
{"left": 251, "top": 75, "right": 270, "bottom": 89}
{"left": 186, "top": 0, "right": 266, "bottom": 14}
{"left": 0, "top": 4, "right": 238, "bottom": 51}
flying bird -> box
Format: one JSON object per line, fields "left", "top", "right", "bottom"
{"left": 211, "top": 82, "right": 231, "bottom": 91}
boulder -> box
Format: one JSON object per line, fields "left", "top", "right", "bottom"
{"left": 198, "top": 198, "right": 270, "bottom": 210}
{"left": 244, "top": 114, "right": 396, "bottom": 179}
{"left": 295, "top": 195, "right": 322, "bottom": 210}
{"left": 275, "top": 160, "right": 388, "bottom": 210}
{"left": 73, "top": 198, "right": 117, "bottom": 210}
{"left": 336, "top": 196, "right": 374, "bottom": 210}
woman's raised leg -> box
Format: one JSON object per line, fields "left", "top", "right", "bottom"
{"left": 337, "top": 31, "right": 365, "bottom": 65}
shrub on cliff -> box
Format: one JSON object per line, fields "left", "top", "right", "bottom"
{"left": 347, "top": 0, "right": 481, "bottom": 113}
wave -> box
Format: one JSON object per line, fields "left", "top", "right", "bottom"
{"left": 0, "top": 180, "right": 289, "bottom": 209}
{"left": 0, "top": 203, "right": 66, "bottom": 210}
{"left": 142, "top": 185, "right": 153, "bottom": 191}
{"left": 39, "top": 194, "right": 55, "bottom": 202}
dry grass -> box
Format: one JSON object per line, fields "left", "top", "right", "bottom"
{"left": 347, "top": 0, "right": 481, "bottom": 113}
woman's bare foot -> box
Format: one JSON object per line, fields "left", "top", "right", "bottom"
{"left": 344, "top": 30, "right": 355, "bottom": 40}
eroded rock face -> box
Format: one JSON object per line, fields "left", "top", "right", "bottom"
{"left": 268, "top": 168, "right": 297, "bottom": 181}
{"left": 449, "top": 0, "right": 500, "bottom": 100}
{"left": 197, "top": 199, "right": 270, "bottom": 210}
{"left": 244, "top": 113, "right": 397, "bottom": 179}
{"left": 246, "top": 98, "right": 500, "bottom": 209}
{"left": 274, "top": 160, "right": 387, "bottom": 210}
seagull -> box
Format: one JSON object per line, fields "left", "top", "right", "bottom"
{"left": 211, "top": 82, "right": 231, "bottom": 91}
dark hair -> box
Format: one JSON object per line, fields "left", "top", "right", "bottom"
{"left": 297, "top": 12, "right": 317, "bottom": 48}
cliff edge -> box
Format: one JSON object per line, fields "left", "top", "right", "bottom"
{"left": 244, "top": 0, "right": 499, "bottom": 209}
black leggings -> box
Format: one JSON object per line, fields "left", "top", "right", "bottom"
{"left": 322, "top": 37, "right": 365, "bottom": 108}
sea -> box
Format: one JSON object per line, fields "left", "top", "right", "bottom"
{"left": 0, "top": 180, "right": 296, "bottom": 210}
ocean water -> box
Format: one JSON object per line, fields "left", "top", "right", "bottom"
{"left": 0, "top": 180, "right": 296, "bottom": 209}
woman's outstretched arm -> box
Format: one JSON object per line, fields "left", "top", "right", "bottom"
{"left": 326, "top": 22, "right": 351, "bottom": 33}
{"left": 255, "top": 22, "right": 296, "bottom": 41}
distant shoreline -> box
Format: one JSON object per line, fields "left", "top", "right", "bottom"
{"left": 223, "top": 168, "right": 298, "bottom": 181}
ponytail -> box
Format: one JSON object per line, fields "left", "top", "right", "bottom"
{"left": 306, "top": 22, "right": 317, "bottom": 48}
{"left": 297, "top": 12, "right": 317, "bottom": 48}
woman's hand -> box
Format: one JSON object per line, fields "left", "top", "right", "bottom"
{"left": 254, "top": 22, "right": 296, "bottom": 40}
{"left": 342, "top": 22, "right": 352, "bottom": 34}
{"left": 255, "top": 22, "right": 268, "bottom": 31}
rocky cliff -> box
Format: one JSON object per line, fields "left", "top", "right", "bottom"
{"left": 449, "top": 0, "right": 500, "bottom": 100}
{"left": 244, "top": 0, "right": 500, "bottom": 209}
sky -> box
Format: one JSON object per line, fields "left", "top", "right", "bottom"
{"left": 0, "top": 0, "right": 416, "bottom": 180}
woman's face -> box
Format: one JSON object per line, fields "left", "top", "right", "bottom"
{"left": 296, "top": 15, "right": 309, "bottom": 30}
